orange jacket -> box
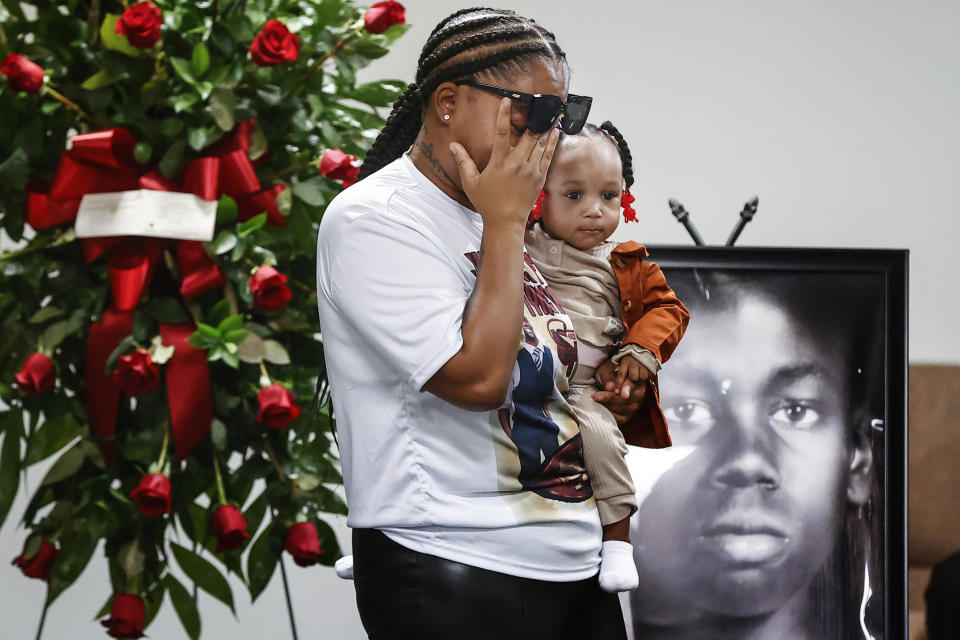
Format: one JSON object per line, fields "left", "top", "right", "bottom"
{"left": 608, "top": 241, "right": 690, "bottom": 448}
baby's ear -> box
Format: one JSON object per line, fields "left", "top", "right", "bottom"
{"left": 847, "top": 428, "right": 873, "bottom": 505}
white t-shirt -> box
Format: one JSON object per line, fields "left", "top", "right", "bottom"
{"left": 315, "top": 154, "right": 601, "bottom": 581}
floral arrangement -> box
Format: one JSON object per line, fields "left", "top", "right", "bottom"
{"left": 0, "top": 1, "right": 407, "bottom": 638}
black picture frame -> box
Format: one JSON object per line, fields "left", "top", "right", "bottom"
{"left": 623, "top": 246, "right": 908, "bottom": 640}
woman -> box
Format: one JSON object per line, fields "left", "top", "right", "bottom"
{"left": 316, "top": 8, "right": 640, "bottom": 639}
{"left": 627, "top": 270, "right": 885, "bottom": 640}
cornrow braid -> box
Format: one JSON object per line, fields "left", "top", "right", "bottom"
{"left": 595, "top": 121, "right": 634, "bottom": 188}
{"left": 358, "top": 7, "right": 568, "bottom": 180}
{"left": 357, "top": 83, "right": 422, "bottom": 181}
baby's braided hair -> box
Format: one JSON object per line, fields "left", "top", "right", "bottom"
{"left": 357, "top": 8, "right": 568, "bottom": 180}
{"left": 578, "top": 121, "right": 634, "bottom": 188}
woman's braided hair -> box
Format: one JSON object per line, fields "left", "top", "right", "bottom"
{"left": 357, "top": 7, "right": 568, "bottom": 180}
{"left": 579, "top": 121, "right": 634, "bottom": 188}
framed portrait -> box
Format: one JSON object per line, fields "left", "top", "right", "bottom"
{"left": 623, "top": 247, "right": 907, "bottom": 640}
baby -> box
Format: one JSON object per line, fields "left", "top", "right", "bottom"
{"left": 524, "top": 121, "right": 689, "bottom": 592}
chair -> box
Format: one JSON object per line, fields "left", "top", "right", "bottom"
{"left": 908, "top": 364, "right": 960, "bottom": 639}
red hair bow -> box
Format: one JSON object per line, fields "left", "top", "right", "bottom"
{"left": 621, "top": 188, "right": 638, "bottom": 223}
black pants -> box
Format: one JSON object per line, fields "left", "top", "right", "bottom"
{"left": 353, "top": 528, "right": 627, "bottom": 640}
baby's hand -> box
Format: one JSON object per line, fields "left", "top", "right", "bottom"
{"left": 616, "top": 355, "right": 650, "bottom": 396}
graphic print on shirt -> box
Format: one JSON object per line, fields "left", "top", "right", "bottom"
{"left": 465, "top": 251, "right": 590, "bottom": 504}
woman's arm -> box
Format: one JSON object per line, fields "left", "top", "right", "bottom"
{"left": 422, "top": 99, "right": 559, "bottom": 410}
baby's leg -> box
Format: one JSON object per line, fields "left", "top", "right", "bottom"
{"left": 566, "top": 385, "right": 639, "bottom": 593}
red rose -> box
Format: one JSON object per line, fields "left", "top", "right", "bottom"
{"left": 14, "top": 352, "right": 55, "bottom": 394}
{"left": 319, "top": 149, "right": 360, "bottom": 188}
{"left": 212, "top": 505, "right": 251, "bottom": 552}
{"left": 114, "top": 1, "right": 162, "bottom": 49}
{"left": 249, "top": 266, "right": 293, "bottom": 312}
{"left": 363, "top": 1, "right": 406, "bottom": 34}
{"left": 101, "top": 593, "right": 146, "bottom": 639}
{"left": 256, "top": 384, "right": 301, "bottom": 429}
{"left": 113, "top": 349, "right": 161, "bottom": 396}
{"left": 250, "top": 20, "right": 300, "bottom": 66}
{"left": 129, "top": 473, "right": 171, "bottom": 517}
{"left": 12, "top": 540, "right": 58, "bottom": 582}
{"left": 284, "top": 521, "right": 323, "bottom": 567}
{"left": 0, "top": 53, "right": 44, "bottom": 93}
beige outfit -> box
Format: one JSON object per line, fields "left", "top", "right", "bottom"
{"left": 525, "top": 224, "right": 658, "bottom": 525}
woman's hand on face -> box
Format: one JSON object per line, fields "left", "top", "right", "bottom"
{"left": 449, "top": 97, "right": 560, "bottom": 229}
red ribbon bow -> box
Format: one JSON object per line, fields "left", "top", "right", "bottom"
{"left": 30, "top": 123, "right": 281, "bottom": 462}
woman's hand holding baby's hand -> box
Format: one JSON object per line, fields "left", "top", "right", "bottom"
{"left": 449, "top": 97, "right": 559, "bottom": 229}
{"left": 593, "top": 358, "right": 648, "bottom": 425}
{"left": 616, "top": 355, "right": 650, "bottom": 393}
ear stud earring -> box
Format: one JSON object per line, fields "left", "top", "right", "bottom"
{"left": 443, "top": 114, "right": 450, "bottom": 120}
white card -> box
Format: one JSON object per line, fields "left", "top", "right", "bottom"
{"left": 75, "top": 189, "right": 217, "bottom": 242}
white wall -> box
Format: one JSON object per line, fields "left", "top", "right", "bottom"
{"left": 3, "top": 1, "right": 958, "bottom": 638}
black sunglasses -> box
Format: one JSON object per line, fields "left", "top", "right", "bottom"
{"left": 455, "top": 81, "right": 592, "bottom": 135}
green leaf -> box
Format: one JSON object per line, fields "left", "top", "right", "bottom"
{"left": 47, "top": 525, "right": 97, "bottom": 604}
{"left": 208, "top": 230, "right": 238, "bottom": 257}
{"left": 170, "top": 542, "right": 236, "bottom": 613}
{"left": 40, "top": 445, "right": 85, "bottom": 485}
{"left": 0, "top": 148, "right": 29, "bottom": 190}
{"left": 0, "top": 412, "right": 23, "bottom": 529}
{"left": 39, "top": 309, "right": 86, "bottom": 351}
{"left": 104, "top": 335, "right": 137, "bottom": 374}
{"left": 262, "top": 340, "right": 290, "bottom": 365}
{"left": 246, "top": 522, "right": 279, "bottom": 602}
{"left": 210, "top": 419, "right": 228, "bottom": 452}
{"left": 313, "top": 517, "right": 343, "bottom": 567}
{"left": 29, "top": 306, "right": 65, "bottom": 324}
{"left": 196, "top": 322, "right": 221, "bottom": 339}
{"left": 210, "top": 23, "right": 236, "bottom": 57}
{"left": 216, "top": 195, "right": 238, "bottom": 226}
{"left": 100, "top": 14, "right": 143, "bottom": 57}
{"left": 166, "top": 575, "right": 202, "bottom": 640}
{"left": 187, "top": 126, "right": 218, "bottom": 152}
{"left": 216, "top": 314, "right": 244, "bottom": 334}
{"left": 159, "top": 138, "right": 188, "bottom": 177}
{"left": 171, "top": 93, "right": 199, "bottom": 114}
{"left": 237, "top": 213, "right": 267, "bottom": 238}
{"left": 381, "top": 22, "right": 412, "bottom": 45}
{"left": 248, "top": 121, "right": 268, "bottom": 161}
{"left": 81, "top": 68, "right": 122, "bottom": 91}
{"left": 209, "top": 88, "right": 236, "bottom": 131}
{"left": 208, "top": 300, "right": 232, "bottom": 327}
{"left": 170, "top": 57, "right": 196, "bottom": 84}
{"left": 223, "top": 329, "right": 248, "bottom": 344}
{"left": 192, "top": 42, "right": 211, "bottom": 78}
{"left": 187, "top": 333, "right": 219, "bottom": 350}
{"left": 146, "top": 296, "right": 189, "bottom": 324}
{"left": 237, "top": 332, "right": 265, "bottom": 363}
{"left": 348, "top": 80, "right": 407, "bottom": 107}
{"left": 131, "top": 308, "right": 154, "bottom": 343}
{"left": 221, "top": 350, "right": 239, "bottom": 369}
{"left": 243, "top": 491, "right": 268, "bottom": 538}
{"left": 162, "top": 117, "right": 185, "bottom": 137}
{"left": 350, "top": 39, "right": 390, "bottom": 59}
{"left": 24, "top": 413, "right": 82, "bottom": 466}
{"left": 291, "top": 177, "right": 328, "bottom": 207}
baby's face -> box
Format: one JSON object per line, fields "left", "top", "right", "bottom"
{"left": 540, "top": 135, "right": 623, "bottom": 251}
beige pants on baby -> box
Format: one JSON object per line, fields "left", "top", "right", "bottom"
{"left": 567, "top": 363, "right": 638, "bottom": 526}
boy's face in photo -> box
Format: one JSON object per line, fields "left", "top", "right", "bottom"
{"left": 631, "top": 290, "right": 869, "bottom": 622}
